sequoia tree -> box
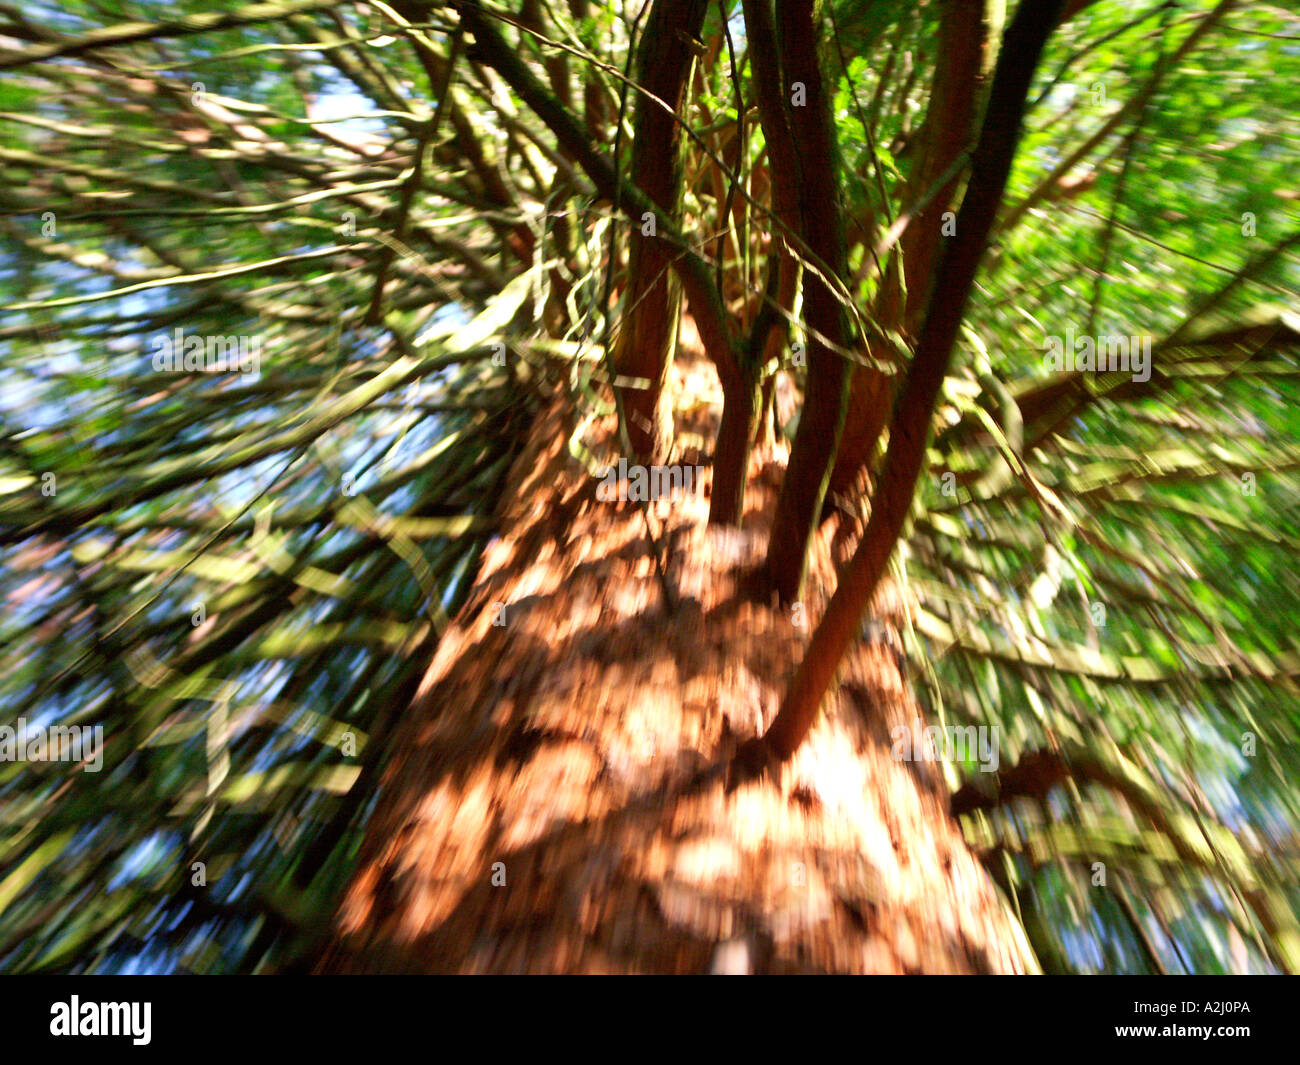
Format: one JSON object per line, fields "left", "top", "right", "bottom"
{"left": 2, "top": 0, "right": 1299, "bottom": 974}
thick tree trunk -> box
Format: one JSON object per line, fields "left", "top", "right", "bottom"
{"left": 317, "top": 380, "right": 1038, "bottom": 974}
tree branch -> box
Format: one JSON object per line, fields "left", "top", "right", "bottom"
{"left": 752, "top": 0, "right": 1067, "bottom": 766}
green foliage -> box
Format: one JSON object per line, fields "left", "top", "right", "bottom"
{"left": 0, "top": 0, "right": 1297, "bottom": 975}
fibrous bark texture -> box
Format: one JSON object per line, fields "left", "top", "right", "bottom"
{"left": 320, "top": 355, "right": 1037, "bottom": 974}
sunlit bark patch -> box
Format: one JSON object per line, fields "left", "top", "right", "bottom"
{"left": 321, "top": 357, "right": 1036, "bottom": 974}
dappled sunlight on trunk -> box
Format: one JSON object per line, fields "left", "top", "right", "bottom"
{"left": 322, "top": 362, "right": 1036, "bottom": 973}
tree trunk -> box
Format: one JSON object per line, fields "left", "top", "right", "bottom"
{"left": 317, "top": 381, "right": 1038, "bottom": 974}
{"left": 826, "top": 0, "right": 996, "bottom": 510}
{"left": 611, "top": 0, "right": 710, "bottom": 460}
{"left": 757, "top": 0, "right": 1066, "bottom": 764}
{"left": 749, "top": 0, "right": 853, "bottom": 603}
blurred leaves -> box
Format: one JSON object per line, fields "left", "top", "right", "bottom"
{"left": 0, "top": 0, "right": 1297, "bottom": 976}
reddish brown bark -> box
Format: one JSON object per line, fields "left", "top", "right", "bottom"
{"left": 318, "top": 380, "right": 1038, "bottom": 974}
{"left": 705, "top": 1, "right": 802, "bottom": 530}
{"left": 744, "top": 0, "right": 852, "bottom": 601}
{"left": 611, "top": 0, "right": 710, "bottom": 460}
{"left": 458, "top": 0, "right": 736, "bottom": 386}
{"left": 709, "top": 370, "right": 760, "bottom": 525}
{"left": 758, "top": 0, "right": 1067, "bottom": 764}
{"left": 709, "top": 249, "right": 795, "bottom": 526}
{"left": 826, "top": 0, "right": 992, "bottom": 510}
